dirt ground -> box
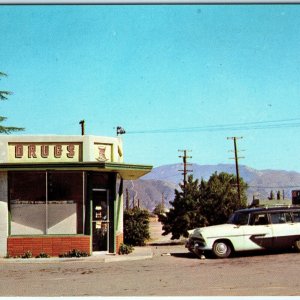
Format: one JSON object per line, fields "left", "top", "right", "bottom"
{"left": 0, "top": 220, "right": 300, "bottom": 296}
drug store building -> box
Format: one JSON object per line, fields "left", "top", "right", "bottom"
{"left": 0, "top": 135, "right": 152, "bottom": 257}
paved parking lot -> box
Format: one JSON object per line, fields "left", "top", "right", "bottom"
{"left": 1, "top": 243, "right": 300, "bottom": 296}
{"left": 0, "top": 220, "right": 300, "bottom": 296}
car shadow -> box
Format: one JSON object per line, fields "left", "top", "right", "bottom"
{"left": 157, "top": 244, "right": 297, "bottom": 260}
{"left": 170, "top": 252, "right": 199, "bottom": 259}
{"left": 149, "top": 242, "right": 297, "bottom": 260}
{"left": 231, "top": 248, "right": 296, "bottom": 259}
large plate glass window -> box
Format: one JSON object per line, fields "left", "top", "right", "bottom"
{"left": 47, "top": 171, "right": 84, "bottom": 234}
{"left": 9, "top": 171, "right": 46, "bottom": 235}
{"left": 9, "top": 171, "right": 84, "bottom": 235}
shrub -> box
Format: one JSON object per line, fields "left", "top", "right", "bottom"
{"left": 59, "top": 249, "right": 89, "bottom": 258}
{"left": 36, "top": 252, "right": 50, "bottom": 258}
{"left": 124, "top": 207, "right": 150, "bottom": 246}
{"left": 21, "top": 250, "right": 33, "bottom": 259}
{"left": 118, "top": 243, "right": 134, "bottom": 255}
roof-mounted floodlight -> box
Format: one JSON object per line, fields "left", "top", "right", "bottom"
{"left": 116, "top": 126, "right": 126, "bottom": 136}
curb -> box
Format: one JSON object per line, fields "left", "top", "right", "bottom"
{"left": 0, "top": 247, "right": 153, "bottom": 264}
{"left": 104, "top": 246, "right": 153, "bottom": 263}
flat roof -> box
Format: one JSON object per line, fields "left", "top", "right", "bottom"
{"left": 0, "top": 162, "right": 152, "bottom": 180}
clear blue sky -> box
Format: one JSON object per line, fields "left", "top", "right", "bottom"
{"left": 1, "top": 4, "right": 300, "bottom": 171}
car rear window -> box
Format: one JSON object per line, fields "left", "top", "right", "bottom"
{"left": 292, "top": 211, "right": 300, "bottom": 223}
{"left": 270, "top": 212, "right": 292, "bottom": 224}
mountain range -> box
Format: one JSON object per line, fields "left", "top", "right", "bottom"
{"left": 123, "top": 163, "right": 300, "bottom": 211}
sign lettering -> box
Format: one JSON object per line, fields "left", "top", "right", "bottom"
{"left": 41, "top": 145, "right": 49, "bottom": 158}
{"left": 9, "top": 143, "right": 82, "bottom": 162}
{"left": 28, "top": 145, "right": 37, "bottom": 158}
{"left": 67, "top": 145, "right": 75, "bottom": 158}
{"left": 15, "top": 144, "right": 23, "bottom": 158}
{"left": 54, "top": 145, "right": 63, "bottom": 158}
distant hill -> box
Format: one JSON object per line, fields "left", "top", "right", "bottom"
{"left": 123, "top": 179, "right": 179, "bottom": 211}
{"left": 124, "top": 163, "right": 300, "bottom": 211}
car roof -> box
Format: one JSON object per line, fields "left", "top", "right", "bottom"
{"left": 235, "top": 205, "right": 300, "bottom": 214}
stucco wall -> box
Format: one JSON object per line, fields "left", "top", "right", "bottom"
{"left": 0, "top": 172, "right": 8, "bottom": 257}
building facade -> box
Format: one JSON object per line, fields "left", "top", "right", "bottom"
{"left": 0, "top": 135, "right": 152, "bottom": 257}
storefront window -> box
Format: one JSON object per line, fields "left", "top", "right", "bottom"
{"left": 9, "top": 172, "right": 46, "bottom": 235}
{"left": 47, "top": 172, "right": 84, "bottom": 234}
{"left": 9, "top": 171, "right": 84, "bottom": 235}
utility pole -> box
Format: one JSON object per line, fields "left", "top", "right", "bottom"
{"left": 178, "top": 150, "right": 192, "bottom": 190}
{"left": 227, "top": 137, "right": 244, "bottom": 203}
{"left": 125, "top": 188, "right": 129, "bottom": 210}
{"left": 161, "top": 192, "right": 165, "bottom": 210}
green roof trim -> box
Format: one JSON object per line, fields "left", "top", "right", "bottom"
{"left": 0, "top": 162, "right": 153, "bottom": 180}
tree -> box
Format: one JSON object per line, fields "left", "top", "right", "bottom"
{"left": 123, "top": 207, "right": 150, "bottom": 246}
{"left": 0, "top": 72, "right": 24, "bottom": 134}
{"left": 160, "top": 173, "right": 248, "bottom": 240}
{"left": 201, "top": 172, "right": 247, "bottom": 225}
{"left": 159, "top": 176, "right": 208, "bottom": 240}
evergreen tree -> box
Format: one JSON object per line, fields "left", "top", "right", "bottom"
{"left": 0, "top": 72, "right": 24, "bottom": 134}
{"left": 159, "top": 176, "right": 208, "bottom": 240}
{"left": 202, "top": 172, "right": 247, "bottom": 225}
{"left": 160, "top": 173, "right": 248, "bottom": 240}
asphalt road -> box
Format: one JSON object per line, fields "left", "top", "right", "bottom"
{"left": 0, "top": 220, "right": 300, "bottom": 296}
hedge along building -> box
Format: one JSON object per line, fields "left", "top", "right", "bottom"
{"left": 0, "top": 135, "right": 152, "bottom": 257}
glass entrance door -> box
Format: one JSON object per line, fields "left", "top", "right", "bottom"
{"left": 92, "top": 189, "right": 109, "bottom": 252}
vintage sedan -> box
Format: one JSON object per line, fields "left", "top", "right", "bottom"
{"left": 185, "top": 206, "right": 300, "bottom": 258}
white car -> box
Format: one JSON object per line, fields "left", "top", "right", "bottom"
{"left": 185, "top": 205, "right": 300, "bottom": 258}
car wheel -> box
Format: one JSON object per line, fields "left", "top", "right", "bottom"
{"left": 294, "top": 239, "right": 300, "bottom": 252}
{"left": 212, "top": 241, "right": 232, "bottom": 258}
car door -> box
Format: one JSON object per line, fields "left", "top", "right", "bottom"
{"left": 241, "top": 212, "right": 273, "bottom": 251}
{"left": 270, "top": 211, "right": 299, "bottom": 249}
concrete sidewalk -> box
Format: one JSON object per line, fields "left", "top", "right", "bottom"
{"left": 103, "top": 246, "right": 153, "bottom": 263}
{"left": 0, "top": 246, "right": 153, "bottom": 264}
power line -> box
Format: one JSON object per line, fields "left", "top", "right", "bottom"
{"left": 125, "top": 117, "right": 300, "bottom": 135}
